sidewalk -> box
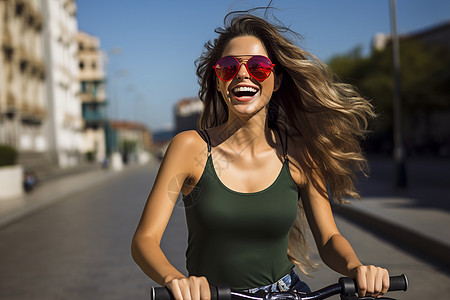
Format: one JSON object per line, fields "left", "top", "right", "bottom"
{"left": 334, "top": 156, "right": 450, "bottom": 271}
{"left": 0, "top": 160, "right": 156, "bottom": 229}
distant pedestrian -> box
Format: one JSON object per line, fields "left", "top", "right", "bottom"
{"left": 23, "top": 169, "right": 37, "bottom": 192}
{"left": 102, "top": 157, "right": 110, "bottom": 169}
{"left": 132, "top": 10, "right": 389, "bottom": 299}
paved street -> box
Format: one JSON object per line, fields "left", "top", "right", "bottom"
{"left": 0, "top": 161, "right": 449, "bottom": 299}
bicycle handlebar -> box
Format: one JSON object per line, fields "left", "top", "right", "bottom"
{"left": 339, "top": 274, "right": 408, "bottom": 295}
{"left": 151, "top": 274, "right": 408, "bottom": 300}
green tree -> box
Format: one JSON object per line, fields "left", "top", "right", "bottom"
{"left": 328, "top": 39, "right": 450, "bottom": 153}
{"left": 0, "top": 145, "right": 18, "bottom": 167}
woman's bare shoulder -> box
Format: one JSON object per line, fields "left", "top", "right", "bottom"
{"left": 171, "top": 130, "right": 204, "bottom": 146}
{"left": 167, "top": 130, "right": 207, "bottom": 157}
{"left": 163, "top": 130, "right": 208, "bottom": 170}
{"left": 164, "top": 130, "right": 209, "bottom": 195}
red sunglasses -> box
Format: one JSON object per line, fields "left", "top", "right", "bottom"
{"left": 213, "top": 55, "right": 275, "bottom": 82}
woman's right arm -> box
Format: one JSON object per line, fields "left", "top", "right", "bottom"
{"left": 131, "top": 131, "right": 210, "bottom": 300}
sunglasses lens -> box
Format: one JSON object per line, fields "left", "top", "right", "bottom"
{"left": 247, "top": 56, "right": 273, "bottom": 80}
{"left": 214, "top": 56, "right": 239, "bottom": 81}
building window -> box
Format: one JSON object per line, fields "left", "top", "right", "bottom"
{"left": 91, "top": 62, "right": 96, "bottom": 70}
{"left": 81, "top": 81, "right": 87, "bottom": 93}
{"left": 15, "top": 2, "right": 25, "bottom": 16}
{"left": 79, "top": 61, "right": 84, "bottom": 70}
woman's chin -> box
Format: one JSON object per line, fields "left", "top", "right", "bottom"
{"left": 231, "top": 102, "right": 266, "bottom": 117}
{"left": 227, "top": 93, "right": 269, "bottom": 116}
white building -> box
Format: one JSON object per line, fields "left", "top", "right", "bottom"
{"left": 0, "top": 0, "right": 47, "bottom": 152}
{"left": 42, "top": 0, "right": 82, "bottom": 168}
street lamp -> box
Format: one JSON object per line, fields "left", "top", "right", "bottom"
{"left": 104, "top": 48, "right": 126, "bottom": 170}
{"left": 389, "top": 0, "right": 407, "bottom": 187}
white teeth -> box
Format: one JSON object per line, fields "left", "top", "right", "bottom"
{"left": 233, "top": 86, "right": 258, "bottom": 93}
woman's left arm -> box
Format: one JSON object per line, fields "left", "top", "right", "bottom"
{"left": 301, "top": 175, "right": 390, "bottom": 298}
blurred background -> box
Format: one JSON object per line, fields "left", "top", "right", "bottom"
{"left": 0, "top": 1, "right": 449, "bottom": 299}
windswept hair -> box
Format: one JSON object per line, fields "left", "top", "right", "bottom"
{"left": 195, "top": 11, "right": 375, "bottom": 274}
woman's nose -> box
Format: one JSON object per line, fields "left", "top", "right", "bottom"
{"left": 236, "top": 63, "right": 249, "bottom": 79}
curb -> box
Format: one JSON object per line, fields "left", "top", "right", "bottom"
{"left": 334, "top": 204, "right": 450, "bottom": 271}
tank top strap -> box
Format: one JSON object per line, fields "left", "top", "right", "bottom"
{"left": 196, "top": 129, "right": 211, "bottom": 156}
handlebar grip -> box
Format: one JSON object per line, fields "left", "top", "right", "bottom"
{"left": 151, "top": 285, "right": 231, "bottom": 300}
{"left": 151, "top": 287, "right": 173, "bottom": 300}
{"left": 339, "top": 274, "right": 408, "bottom": 295}
{"left": 214, "top": 285, "right": 231, "bottom": 300}
{"left": 388, "top": 274, "right": 408, "bottom": 292}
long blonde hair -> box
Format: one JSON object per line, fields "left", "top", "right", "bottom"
{"left": 195, "top": 12, "right": 375, "bottom": 274}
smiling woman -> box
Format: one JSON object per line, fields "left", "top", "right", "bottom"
{"left": 131, "top": 10, "right": 389, "bottom": 300}
{"left": 212, "top": 35, "right": 281, "bottom": 118}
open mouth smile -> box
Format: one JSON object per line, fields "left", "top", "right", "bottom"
{"left": 231, "top": 85, "right": 259, "bottom": 102}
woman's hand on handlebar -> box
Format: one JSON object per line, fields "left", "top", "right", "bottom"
{"left": 352, "top": 265, "right": 390, "bottom": 298}
{"left": 165, "top": 276, "right": 211, "bottom": 300}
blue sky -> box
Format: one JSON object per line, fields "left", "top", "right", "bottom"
{"left": 76, "top": 0, "right": 450, "bottom": 131}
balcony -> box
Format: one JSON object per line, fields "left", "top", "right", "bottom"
{"left": 82, "top": 102, "right": 107, "bottom": 127}
{"left": 80, "top": 80, "right": 106, "bottom": 102}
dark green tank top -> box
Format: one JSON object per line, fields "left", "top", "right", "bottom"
{"left": 183, "top": 130, "right": 299, "bottom": 290}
